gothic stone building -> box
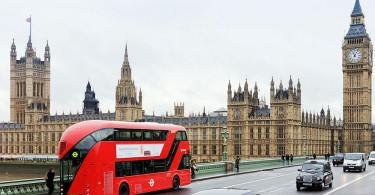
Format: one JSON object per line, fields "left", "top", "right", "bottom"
{"left": 0, "top": 0, "right": 372, "bottom": 162}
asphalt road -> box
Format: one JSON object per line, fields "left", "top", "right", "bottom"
{"left": 146, "top": 163, "right": 375, "bottom": 195}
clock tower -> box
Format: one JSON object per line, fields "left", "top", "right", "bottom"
{"left": 342, "top": 0, "right": 373, "bottom": 153}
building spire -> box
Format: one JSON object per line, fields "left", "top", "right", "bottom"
{"left": 351, "top": 0, "right": 363, "bottom": 17}
{"left": 345, "top": 0, "right": 368, "bottom": 39}
{"left": 124, "top": 43, "right": 129, "bottom": 64}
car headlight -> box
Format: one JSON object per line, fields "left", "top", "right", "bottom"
{"left": 296, "top": 176, "right": 301, "bottom": 180}
{"left": 316, "top": 176, "right": 321, "bottom": 180}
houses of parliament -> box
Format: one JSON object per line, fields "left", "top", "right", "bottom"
{"left": 0, "top": 0, "right": 374, "bottom": 162}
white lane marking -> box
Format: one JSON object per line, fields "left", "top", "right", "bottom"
{"left": 224, "top": 172, "right": 297, "bottom": 188}
{"left": 323, "top": 170, "right": 375, "bottom": 195}
{"left": 258, "top": 187, "right": 278, "bottom": 193}
{"left": 269, "top": 188, "right": 283, "bottom": 193}
{"left": 283, "top": 181, "right": 295, "bottom": 185}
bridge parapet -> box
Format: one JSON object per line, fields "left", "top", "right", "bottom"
{"left": 0, "top": 178, "right": 59, "bottom": 195}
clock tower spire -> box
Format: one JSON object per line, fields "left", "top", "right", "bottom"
{"left": 342, "top": 0, "right": 373, "bottom": 153}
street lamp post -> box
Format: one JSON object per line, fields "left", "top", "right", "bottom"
{"left": 337, "top": 140, "right": 341, "bottom": 153}
{"left": 221, "top": 126, "right": 229, "bottom": 161}
{"left": 303, "top": 135, "right": 306, "bottom": 158}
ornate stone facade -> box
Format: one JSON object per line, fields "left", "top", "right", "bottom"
{"left": 0, "top": 0, "right": 371, "bottom": 162}
{"left": 115, "top": 44, "right": 143, "bottom": 121}
{"left": 342, "top": 0, "right": 373, "bottom": 153}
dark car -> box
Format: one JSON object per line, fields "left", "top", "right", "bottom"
{"left": 332, "top": 153, "right": 345, "bottom": 166}
{"left": 296, "top": 160, "right": 333, "bottom": 191}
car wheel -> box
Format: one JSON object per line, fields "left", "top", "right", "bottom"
{"left": 320, "top": 182, "right": 325, "bottom": 191}
{"left": 333, "top": 163, "right": 336, "bottom": 166}
{"left": 329, "top": 182, "right": 332, "bottom": 188}
{"left": 296, "top": 185, "right": 301, "bottom": 191}
{"left": 343, "top": 168, "right": 346, "bottom": 172}
{"left": 363, "top": 165, "right": 366, "bottom": 172}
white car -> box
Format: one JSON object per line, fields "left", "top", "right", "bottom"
{"left": 369, "top": 151, "right": 375, "bottom": 165}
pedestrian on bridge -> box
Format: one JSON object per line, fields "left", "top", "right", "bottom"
{"left": 290, "top": 154, "right": 294, "bottom": 163}
{"left": 191, "top": 159, "right": 197, "bottom": 179}
{"left": 45, "top": 167, "right": 55, "bottom": 195}
{"left": 281, "top": 154, "right": 285, "bottom": 165}
{"left": 235, "top": 155, "right": 240, "bottom": 172}
{"left": 286, "top": 154, "right": 290, "bottom": 165}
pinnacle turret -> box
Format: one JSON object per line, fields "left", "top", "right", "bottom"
{"left": 124, "top": 43, "right": 129, "bottom": 64}
{"left": 11, "top": 39, "right": 16, "bottom": 50}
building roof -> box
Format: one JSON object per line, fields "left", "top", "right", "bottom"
{"left": 351, "top": 0, "right": 363, "bottom": 17}
{"left": 345, "top": 24, "right": 368, "bottom": 39}
{"left": 144, "top": 115, "right": 228, "bottom": 125}
{"left": 42, "top": 112, "right": 116, "bottom": 122}
{"left": 0, "top": 123, "right": 25, "bottom": 130}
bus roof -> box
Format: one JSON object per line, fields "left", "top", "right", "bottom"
{"left": 58, "top": 120, "right": 186, "bottom": 158}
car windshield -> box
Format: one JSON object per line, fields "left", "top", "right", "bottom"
{"left": 345, "top": 153, "right": 362, "bottom": 160}
{"left": 334, "top": 153, "right": 344, "bottom": 157}
{"left": 369, "top": 154, "right": 375, "bottom": 158}
{"left": 302, "top": 163, "right": 323, "bottom": 172}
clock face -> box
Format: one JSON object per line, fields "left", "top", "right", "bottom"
{"left": 348, "top": 48, "right": 362, "bottom": 63}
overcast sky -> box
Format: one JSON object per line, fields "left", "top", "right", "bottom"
{"left": 1, "top": 0, "right": 375, "bottom": 122}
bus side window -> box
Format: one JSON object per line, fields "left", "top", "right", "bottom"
{"left": 154, "top": 131, "right": 161, "bottom": 141}
{"left": 144, "top": 160, "right": 154, "bottom": 174}
{"left": 154, "top": 159, "right": 166, "bottom": 172}
{"left": 115, "top": 162, "right": 131, "bottom": 177}
{"left": 132, "top": 131, "right": 143, "bottom": 141}
{"left": 115, "top": 130, "right": 131, "bottom": 141}
{"left": 132, "top": 161, "right": 143, "bottom": 175}
{"left": 143, "top": 131, "right": 153, "bottom": 140}
{"left": 160, "top": 131, "right": 168, "bottom": 141}
{"left": 182, "top": 131, "right": 188, "bottom": 141}
{"left": 175, "top": 132, "right": 182, "bottom": 141}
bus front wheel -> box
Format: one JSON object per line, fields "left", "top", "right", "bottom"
{"left": 119, "top": 182, "right": 129, "bottom": 195}
{"left": 172, "top": 176, "right": 180, "bottom": 191}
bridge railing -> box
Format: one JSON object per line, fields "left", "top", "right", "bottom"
{"left": 195, "top": 156, "right": 324, "bottom": 177}
{"left": 0, "top": 177, "right": 59, "bottom": 195}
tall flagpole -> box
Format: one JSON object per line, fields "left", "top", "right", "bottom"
{"left": 29, "top": 15, "right": 31, "bottom": 41}
{"left": 26, "top": 15, "right": 31, "bottom": 41}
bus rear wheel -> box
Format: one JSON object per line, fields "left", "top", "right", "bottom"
{"left": 119, "top": 183, "right": 129, "bottom": 195}
{"left": 173, "top": 176, "right": 180, "bottom": 191}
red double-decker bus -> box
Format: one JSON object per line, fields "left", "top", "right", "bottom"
{"left": 58, "top": 120, "right": 191, "bottom": 195}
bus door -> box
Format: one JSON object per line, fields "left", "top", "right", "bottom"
{"left": 101, "top": 163, "right": 114, "bottom": 195}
